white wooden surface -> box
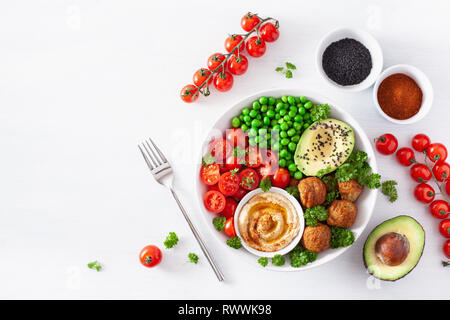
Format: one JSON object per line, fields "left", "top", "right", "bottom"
{"left": 0, "top": 0, "right": 449, "bottom": 299}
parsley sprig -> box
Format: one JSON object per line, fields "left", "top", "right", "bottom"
{"left": 276, "top": 62, "right": 296, "bottom": 78}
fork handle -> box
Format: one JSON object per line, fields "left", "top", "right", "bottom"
{"left": 170, "top": 188, "right": 225, "bottom": 282}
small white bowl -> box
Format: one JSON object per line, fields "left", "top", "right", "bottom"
{"left": 316, "top": 27, "right": 383, "bottom": 92}
{"left": 372, "top": 64, "right": 433, "bottom": 124}
{"left": 233, "top": 187, "right": 305, "bottom": 258}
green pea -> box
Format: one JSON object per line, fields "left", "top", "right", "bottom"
{"left": 243, "top": 115, "right": 251, "bottom": 123}
{"left": 268, "top": 97, "right": 276, "bottom": 106}
{"left": 249, "top": 110, "right": 258, "bottom": 118}
{"left": 293, "top": 122, "right": 302, "bottom": 131}
{"left": 259, "top": 128, "right": 267, "bottom": 136}
{"left": 279, "top": 159, "right": 286, "bottom": 167}
{"left": 281, "top": 95, "right": 288, "bottom": 103}
{"left": 256, "top": 114, "right": 262, "bottom": 120}
{"left": 288, "top": 163, "right": 297, "bottom": 172}
{"left": 280, "top": 131, "right": 288, "bottom": 138}
{"left": 263, "top": 116, "right": 270, "bottom": 126}
{"left": 272, "top": 124, "right": 281, "bottom": 132}
{"left": 281, "top": 138, "right": 289, "bottom": 146}
{"left": 287, "top": 121, "right": 293, "bottom": 127}
{"left": 284, "top": 152, "right": 292, "bottom": 160}
{"left": 287, "top": 96, "right": 295, "bottom": 105}
{"left": 288, "top": 142, "right": 297, "bottom": 151}
{"left": 294, "top": 171, "right": 303, "bottom": 179}
{"left": 303, "top": 123, "right": 309, "bottom": 129}
{"left": 304, "top": 101, "right": 313, "bottom": 109}
{"left": 259, "top": 140, "right": 267, "bottom": 149}
{"left": 271, "top": 119, "right": 278, "bottom": 126}
{"left": 304, "top": 113, "right": 310, "bottom": 120}
{"left": 275, "top": 114, "right": 281, "bottom": 120}
{"left": 242, "top": 107, "right": 250, "bottom": 115}
{"left": 267, "top": 109, "right": 275, "bottom": 118}
{"left": 232, "top": 117, "right": 240, "bottom": 128}
{"left": 291, "top": 135, "right": 300, "bottom": 143}
{"left": 239, "top": 114, "right": 245, "bottom": 121}
{"left": 280, "top": 123, "right": 289, "bottom": 131}
{"left": 288, "top": 110, "right": 297, "bottom": 118}
{"left": 284, "top": 115, "right": 291, "bottom": 122}
{"left": 248, "top": 127, "right": 257, "bottom": 137}
{"left": 287, "top": 128, "right": 296, "bottom": 136}
{"left": 261, "top": 105, "right": 268, "bottom": 113}
{"left": 278, "top": 118, "right": 285, "bottom": 125}
{"left": 280, "top": 109, "right": 287, "bottom": 116}
{"left": 272, "top": 142, "right": 280, "bottom": 151}
{"left": 241, "top": 124, "right": 248, "bottom": 131}
{"left": 252, "top": 119, "right": 261, "bottom": 127}
{"left": 275, "top": 102, "right": 284, "bottom": 111}
{"left": 299, "top": 106, "right": 306, "bottom": 115}
{"left": 294, "top": 97, "right": 300, "bottom": 104}
{"left": 252, "top": 101, "right": 261, "bottom": 110}
{"left": 293, "top": 115, "right": 302, "bottom": 123}
{"left": 300, "top": 96, "right": 307, "bottom": 103}
{"left": 257, "top": 96, "right": 267, "bottom": 105}
{"left": 249, "top": 138, "right": 256, "bottom": 146}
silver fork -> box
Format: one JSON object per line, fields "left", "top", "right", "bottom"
{"left": 138, "top": 138, "right": 224, "bottom": 282}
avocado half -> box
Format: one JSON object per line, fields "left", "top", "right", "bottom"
{"left": 363, "top": 215, "right": 425, "bottom": 281}
{"left": 294, "top": 118, "right": 354, "bottom": 176}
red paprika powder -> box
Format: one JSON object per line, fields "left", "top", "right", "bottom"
{"left": 377, "top": 73, "right": 423, "bottom": 120}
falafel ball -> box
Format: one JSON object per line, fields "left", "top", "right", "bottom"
{"left": 298, "top": 177, "right": 327, "bottom": 208}
{"left": 327, "top": 200, "right": 357, "bottom": 228}
{"left": 301, "top": 223, "right": 331, "bottom": 253}
{"left": 338, "top": 179, "right": 363, "bottom": 202}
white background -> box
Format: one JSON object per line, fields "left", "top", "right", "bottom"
{"left": 1, "top": 0, "right": 449, "bottom": 299}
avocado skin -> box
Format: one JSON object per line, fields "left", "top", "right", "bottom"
{"left": 363, "top": 215, "right": 425, "bottom": 281}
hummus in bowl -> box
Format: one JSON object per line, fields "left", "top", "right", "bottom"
{"left": 235, "top": 187, "right": 305, "bottom": 257}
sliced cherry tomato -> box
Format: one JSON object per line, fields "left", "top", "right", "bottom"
{"left": 218, "top": 171, "right": 241, "bottom": 196}
{"left": 410, "top": 163, "right": 432, "bottom": 182}
{"left": 221, "top": 197, "right": 238, "bottom": 218}
{"left": 427, "top": 143, "right": 448, "bottom": 163}
{"left": 226, "top": 128, "right": 247, "bottom": 148}
{"left": 224, "top": 35, "right": 245, "bottom": 53}
{"left": 200, "top": 163, "right": 220, "bottom": 185}
{"left": 412, "top": 133, "right": 430, "bottom": 152}
{"left": 180, "top": 85, "right": 199, "bottom": 103}
{"left": 375, "top": 133, "right": 398, "bottom": 155}
{"left": 203, "top": 190, "right": 226, "bottom": 213}
{"left": 439, "top": 219, "right": 450, "bottom": 238}
{"left": 246, "top": 36, "right": 266, "bottom": 57}
{"left": 271, "top": 167, "right": 290, "bottom": 188}
{"left": 241, "top": 13, "right": 261, "bottom": 32}
{"left": 207, "top": 53, "right": 226, "bottom": 71}
{"left": 245, "top": 146, "right": 261, "bottom": 168}
{"left": 414, "top": 183, "right": 435, "bottom": 204}
{"left": 208, "top": 138, "right": 232, "bottom": 164}
{"left": 139, "top": 245, "right": 162, "bottom": 268}
{"left": 396, "top": 147, "right": 416, "bottom": 166}
{"left": 193, "top": 68, "right": 212, "bottom": 88}
{"left": 224, "top": 217, "right": 236, "bottom": 237}
{"left": 433, "top": 162, "right": 450, "bottom": 182}
{"left": 225, "top": 155, "right": 244, "bottom": 171}
{"left": 233, "top": 187, "right": 248, "bottom": 201}
{"left": 259, "top": 22, "right": 279, "bottom": 42}
{"left": 227, "top": 54, "right": 249, "bottom": 76}
{"left": 260, "top": 149, "right": 279, "bottom": 166}
{"left": 444, "top": 240, "right": 450, "bottom": 258}
{"left": 213, "top": 71, "right": 234, "bottom": 92}
{"left": 258, "top": 163, "right": 274, "bottom": 179}
{"left": 239, "top": 168, "right": 260, "bottom": 191}
{"left": 208, "top": 184, "right": 220, "bottom": 192}
{"left": 446, "top": 180, "right": 450, "bottom": 196}
{"left": 429, "top": 200, "right": 450, "bottom": 219}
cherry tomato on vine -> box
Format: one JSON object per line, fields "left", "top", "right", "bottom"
{"left": 221, "top": 197, "right": 238, "bottom": 218}
{"left": 213, "top": 71, "right": 234, "bottom": 92}
{"left": 200, "top": 163, "right": 220, "bottom": 185}
{"left": 241, "top": 13, "right": 261, "bottom": 32}
{"left": 410, "top": 163, "right": 432, "bottom": 182}
{"left": 375, "top": 133, "right": 398, "bottom": 155}
{"left": 411, "top": 133, "right": 430, "bottom": 152}
{"left": 180, "top": 85, "right": 199, "bottom": 103}
{"left": 239, "top": 168, "right": 260, "bottom": 191}
{"left": 227, "top": 54, "right": 249, "bottom": 76}
{"left": 414, "top": 183, "right": 435, "bottom": 204}
{"left": 203, "top": 190, "right": 226, "bottom": 213}
{"left": 444, "top": 240, "right": 450, "bottom": 258}
{"left": 224, "top": 217, "right": 236, "bottom": 237}
{"left": 396, "top": 147, "right": 416, "bottom": 166}
{"left": 259, "top": 22, "right": 279, "bottom": 42}
{"left": 218, "top": 171, "right": 241, "bottom": 196}
{"left": 193, "top": 68, "right": 212, "bottom": 88}
{"left": 433, "top": 162, "right": 450, "bottom": 182}
{"left": 246, "top": 36, "right": 266, "bottom": 57}
{"left": 207, "top": 53, "right": 226, "bottom": 71}
{"left": 429, "top": 200, "right": 450, "bottom": 219}
{"left": 427, "top": 143, "right": 448, "bottom": 163}
{"left": 271, "top": 167, "right": 290, "bottom": 189}
{"left": 226, "top": 128, "right": 247, "bottom": 148}
{"left": 439, "top": 219, "right": 450, "bottom": 238}
{"left": 139, "top": 245, "right": 162, "bottom": 268}
{"left": 225, "top": 35, "right": 245, "bottom": 53}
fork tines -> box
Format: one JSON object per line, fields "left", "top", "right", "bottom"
{"left": 138, "top": 138, "right": 168, "bottom": 171}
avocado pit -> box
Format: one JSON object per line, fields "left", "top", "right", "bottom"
{"left": 375, "top": 232, "right": 410, "bottom": 266}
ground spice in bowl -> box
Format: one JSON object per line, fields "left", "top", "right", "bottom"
{"left": 377, "top": 73, "right": 423, "bottom": 120}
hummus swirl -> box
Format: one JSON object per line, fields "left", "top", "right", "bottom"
{"left": 238, "top": 192, "right": 300, "bottom": 252}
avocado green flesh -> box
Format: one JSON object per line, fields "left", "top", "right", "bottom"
{"left": 294, "top": 119, "right": 354, "bottom": 176}
{"left": 364, "top": 216, "right": 425, "bottom": 281}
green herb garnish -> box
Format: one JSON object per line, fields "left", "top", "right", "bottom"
{"left": 381, "top": 180, "right": 398, "bottom": 202}
{"left": 276, "top": 62, "right": 296, "bottom": 78}
{"left": 289, "top": 246, "right": 317, "bottom": 268}
{"left": 285, "top": 186, "right": 300, "bottom": 198}
{"left": 272, "top": 254, "right": 286, "bottom": 266}
{"left": 304, "top": 205, "right": 328, "bottom": 226}
{"left": 202, "top": 153, "right": 216, "bottom": 165}
{"left": 226, "top": 236, "right": 242, "bottom": 249}
{"left": 330, "top": 226, "right": 355, "bottom": 248}
{"left": 87, "top": 261, "right": 102, "bottom": 272}
{"left": 258, "top": 257, "right": 269, "bottom": 267}
{"left": 335, "top": 150, "right": 381, "bottom": 189}
{"left": 310, "top": 104, "right": 330, "bottom": 122}
{"left": 259, "top": 177, "right": 271, "bottom": 192}
{"left": 188, "top": 253, "right": 199, "bottom": 264}
{"left": 163, "top": 232, "right": 179, "bottom": 249}
{"left": 213, "top": 217, "right": 226, "bottom": 231}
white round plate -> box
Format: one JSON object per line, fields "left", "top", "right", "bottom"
{"left": 195, "top": 88, "right": 378, "bottom": 271}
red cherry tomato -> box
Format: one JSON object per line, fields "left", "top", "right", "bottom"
{"left": 246, "top": 146, "right": 261, "bottom": 168}
{"left": 446, "top": 180, "right": 450, "bottom": 196}
{"left": 241, "top": 13, "right": 261, "bottom": 32}
{"left": 396, "top": 147, "right": 416, "bottom": 166}
{"left": 414, "top": 183, "right": 435, "bottom": 204}
{"left": 271, "top": 167, "right": 290, "bottom": 189}
{"left": 260, "top": 149, "right": 279, "bottom": 166}
{"left": 200, "top": 163, "right": 220, "bottom": 185}
{"left": 208, "top": 184, "right": 220, "bottom": 192}
{"left": 227, "top": 54, "right": 249, "bottom": 76}
{"left": 439, "top": 219, "right": 450, "bottom": 238}
{"left": 225, "top": 155, "right": 244, "bottom": 171}
{"left": 224, "top": 217, "right": 236, "bottom": 237}
{"left": 208, "top": 138, "right": 232, "bottom": 163}
{"left": 427, "top": 143, "right": 448, "bottom": 163}
{"left": 246, "top": 36, "right": 266, "bottom": 57}
{"left": 207, "top": 53, "right": 226, "bottom": 71}
{"left": 226, "top": 128, "right": 247, "bottom": 148}
{"left": 180, "top": 85, "right": 199, "bottom": 103}
{"left": 259, "top": 22, "right": 279, "bottom": 42}
{"left": 193, "top": 68, "right": 212, "bottom": 88}
{"left": 410, "top": 163, "right": 432, "bottom": 182}
{"left": 443, "top": 240, "right": 450, "bottom": 258}
{"left": 139, "top": 245, "right": 162, "bottom": 268}
{"left": 258, "top": 163, "right": 274, "bottom": 179}
{"left": 429, "top": 200, "right": 450, "bottom": 219}
{"left": 218, "top": 171, "right": 241, "bottom": 196}
{"left": 233, "top": 187, "right": 248, "bottom": 201}
{"left": 203, "top": 190, "right": 226, "bottom": 213}
{"left": 221, "top": 197, "right": 238, "bottom": 218}
{"left": 433, "top": 162, "right": 450, "bottom": 182}
{"left": 213, "top": 71, "right": 234, "bottom": 92}
{"left": 375, "top": 133, "right": 398, "bottom": 155}
{"left": 224, "top": 35, "right": 245, "bottom": 53}
{"left": 239, "top": 168, "right": 260, "bottom": 191}
{"left": 411, "top": 134, "right": 430, "bottom": 152}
